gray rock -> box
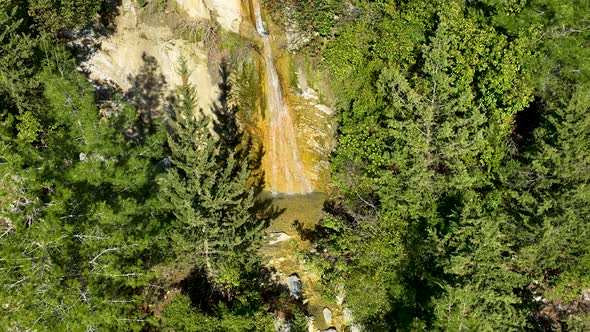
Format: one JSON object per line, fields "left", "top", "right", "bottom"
{"left": 343, "top": 308, "right": 353, "bottom": 322}
{"left": 343, "top": 308, "right": 362, "bottom": 331}
{"left": 275, "top": 317, "right": 294, "bottom": 332}
{"left": 156, "top": 157, "right": 171, "bottom": 172}
{"left": 277, "top": 321, "right": 293, "bottom": 332}
{"left": 322, "top": 307, "right": 332, "bottom": 325}
{"left": 269, "top": 232, "right": 291, "bottom": 245}
{"left": 288, "top": 274, "right": 302, "bottom": 299}
{"left": 306, "top": 316, "right": 315, "bottom": 332}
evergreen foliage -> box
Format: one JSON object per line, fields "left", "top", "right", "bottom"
{"left": 2, "top": 0, "right": 590, "bottom": 330}
{"left": 1, "top": 44, "right": 167, "bottom": 329}
{"left": 0, "top": 4, "right": 271, "bottom": 328}
{"left": 297, "top": 0, "right": 590, "bottom": 330}
{"left": 160, "top": 58, "right": 266, "bottom": 293}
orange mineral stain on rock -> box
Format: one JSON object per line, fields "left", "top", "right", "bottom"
{"left": 253, "top": 0, "right": 312, "bottom": 194}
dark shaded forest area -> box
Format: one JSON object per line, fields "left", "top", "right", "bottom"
{"left": 1, "top": 0, "right": 590, "bottom": 331}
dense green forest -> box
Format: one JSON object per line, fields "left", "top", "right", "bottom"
{"left": 0, "top": 0, "right": 278, "bottom": 330}
{"left": 1, "top": 0, "right": 590, "bottom": 331}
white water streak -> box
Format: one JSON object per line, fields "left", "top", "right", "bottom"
{"left": 253, "top": 0, "right": 312, "bottom": 194}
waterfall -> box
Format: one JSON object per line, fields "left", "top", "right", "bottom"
{"left": 253, "top": 0, "right": 312, "bottom": 194}
{"left": 254, "top": 0, "right": 267, "bottom": 35}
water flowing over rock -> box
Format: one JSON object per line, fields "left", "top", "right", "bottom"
{"left": 343, "top": 307, "right": 361, "bottom": 332}
{"left": 254, "top": 0, "right": 267, "bottom": 36}
{"left": 253, "top": 0, "right": 313, "bottom": 194}
{"left": 306, "top": 316, "right": 315, "bottom": 332}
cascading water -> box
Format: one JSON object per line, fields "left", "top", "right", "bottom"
{"left": 253, "top": 0, "right": 312, "bottom": 194}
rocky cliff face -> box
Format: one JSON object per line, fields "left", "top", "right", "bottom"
{"left": 82, "top": 0, "right": 243, "bottom": 112}
{"left": 174, "top": 0, "right": 241, "bottom": 32}
{"left": 81, "top": 0, "right": 335, "bottom": 194}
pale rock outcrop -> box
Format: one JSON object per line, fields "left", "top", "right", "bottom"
{"left": 174, "top": 0, "right": 242, "bottom": 33}
{"left": 84, "top": 0, "right": 217, "bottom": 111}
{"left": 174, "top": 0, "right": 210, "bottom": 20}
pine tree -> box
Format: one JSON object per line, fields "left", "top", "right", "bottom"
{"left": 0, "top": 0, "right": 40, "bottom": 112}
{"left": 0, "top": 46, "right": 168, "bottom": 330}
{"left": 160, "top": 58, "right": 265, "bottom": 294}
{"left": 321, "top": 0, "right": 536, "bottom": 329}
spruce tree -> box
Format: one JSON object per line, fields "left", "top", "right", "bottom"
{"left": 160, "top": 58, "right": 265, "bottom": 294}
{"left": 0, "top": 46, "right": 168, "bottom": 330}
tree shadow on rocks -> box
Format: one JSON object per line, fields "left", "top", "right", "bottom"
{"left": 292, "top": 199, "right": 358, "bottom": 244}
{"left": 67, "top": 0, "right": 122, "bottom": 64}
{"left": 212, "top": 61, "right": 239, "bottom": 151}
{"left": 98, "top": 0, "right": 123, "bottom": 35}
{"left": 211, "top": 60, "right": 278, "bottom": 224}
{"left": 125, "top": 53, "right": 169, "bottom": 144}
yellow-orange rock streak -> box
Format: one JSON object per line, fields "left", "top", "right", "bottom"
{"left": 254, "top": 0, "right": 312, "bottom": 194}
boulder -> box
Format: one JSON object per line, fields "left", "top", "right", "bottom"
{"left": 269, "top": 232, "right": 291, "bottom": 245}
{"left": 288, "top": 274, "right": 302, "bottom": 299}
{"left": 277, "top": 321, "right": 293, "bottom": 332}
{"left": 322, "top": 307, "right": 332, "bottom": 325}
{"left": 343, "top": 308, "right": 353, "bottom": 322}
